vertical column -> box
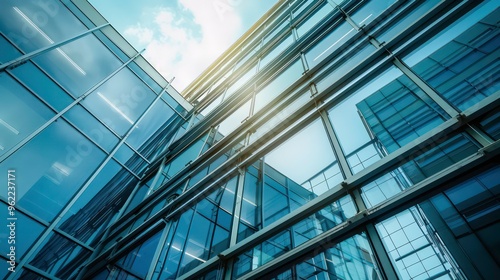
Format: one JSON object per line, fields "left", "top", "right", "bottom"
{"left": 365, "top": 223, "right": 399, "bottom": 280}
{"left": 224, "top": 167, "right": 246, "bottom": 280}
{"left": 418, "top": 200, "right": 482, "bottom": 280}
{"left": 318, "top": 108, "right": 368, "bottom": 212}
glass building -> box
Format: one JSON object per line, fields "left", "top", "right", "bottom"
{"left": 1, "top": 0, "right": 499, "bottom": 279}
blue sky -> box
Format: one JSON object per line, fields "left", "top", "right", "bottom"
{"left": 89, "top": 0, "right": 278, "bottom": 92}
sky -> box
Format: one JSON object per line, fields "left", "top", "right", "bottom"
{"left": 89, "top": 0, "right": 278, "bottom": 92}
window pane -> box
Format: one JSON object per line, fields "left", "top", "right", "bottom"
{"left": 0, "top": 0, "right": 87, "bottom": 52}
{"left": 254, "top": 59, "right": 303, "bottom": 113}
{"left": 29, "top": 232, "right": 92, "bottom": 279}
{"left": 349, "top": 0, "right": 397, "bottom": 26}
{"left": 0, "top": 208, "right": 45, "bottom": 258}
{"left": 119, "top": 231, "right": 162, "bottom": 278}
{"left": 296, "top": 3, "right": 334, "bottom": 38}
{"left": 305, "top": 19, "right": 355, "bottom": 69}
{"left": 127, "top": 100, "right": 176, "bottom": 150}
{"left": 376, "top": 208, "right": 462, "bottom": 280}
{"left": 82, "top": 68, "right": 156, "bottom": 136}
{"left": 0, "top": 119, "right": 106, "bottom": 222}
{"left": 32, "top": 32, "right": 123, "bottom": 96}
{"left": 403, "top": 3, "right": 500, "bottom": 111}
{"left": 0, "top": 73, "right": 54, "bottom": 156}
{"left": 10, "top": 61, "right": 74, "bottom": 111}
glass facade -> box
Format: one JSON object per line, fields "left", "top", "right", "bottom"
{"left": 1, "top": 0, "right": 499, "bottom": 279}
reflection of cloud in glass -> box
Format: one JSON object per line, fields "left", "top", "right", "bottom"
{"left": 264, "top": 119, "right": 336, "bottom": 184}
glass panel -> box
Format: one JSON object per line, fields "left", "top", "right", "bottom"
{"left": 254, "top": 59, "right": 303, "bottom": 113}
{"left": 296, "top": 3, "right": 334, "bottom": 38}
{"left": 0, "top": 33, "right": 22, "bottom": 62}
{"left": 259, "top": 33, "right": 294, "bottom": 70}
{"left": 32, "top": 32, "right": 122, "bottom": 96}
{"left": 263, "top": 15, "right": 289, "bottom": 46}
{"left": 305, "top": 19, "right": 355, "bottom": 69}
{"left": 64, "top": 104, "right": 119, "bottom": 152}
{"left": 249, "top": 90, "right": 310, "bottom": 145}
{"left": 478, "top": 110, "right": 500, "bottom": 141}
{"left": 403, "top": 3, "right": 500, "bottom": 111}
{"left": 291, "top": 0, "right": 314, "bottom": 19}
{"left": 377, "top": 0, "right": 441, "bottom": 44}
{"left": 158, "top": 134, "right": 208, "bottom": 187}
{"left": 10, "top": 61, "right": 74, "bottom": 111}
{"left": 215, "top": 100, "right": 251, "bottom": 139}
{"left": 356, "top": 71, "right": 448, "bottom": 154}
{"left": 0, "top": 73, "right": 54, "bottom": 156}
{"left": 0, "top": 208, "right": 45, "bottom": 258}
{"left": 0, "top": 119, "right": 106, "bottom": 222}
{"left": 361, "top": 133, "right": 479, "bottom": 208}
{"left": 349, "top": 0, "right": 397, "bottom": 27}
{"left": 0, "top": 0, "right": 87, "bottom": 52}
{"left": 118, "top": 231, "right": 162, "bottom": 278}
{"left": 376, "top": 207, "right": 463, "bottom": 280}
{"left": 233, "top": 205, "right": 358, "bottom": 279}
{"left": 238, "top": 155, "right": 354, "bottom": 243}
{"left": 58, "top": 159, "right": 135, "bottom": 245}
{"left": 127, "top": 100, "right": 176, "bottom": 150}
{"left": 265, "top": 119, "right": 337, "bottom": 186}
{"left": 316, "top": 43, "right": 377, "bottom": 93}
{"left": 82, "top": 68, "right": 156, "bottom": 136}
{"left": 128, "top": 62, "right": 162, "bottom": 93}
{"left": 28, "top": 232, "right": 92, "bottom": 279}
{"left": 155, "top": 177, "right": 237, "bottom": 278}
{"left": 295, "top": 233, "right": 380, "bottom": 280}
{"left": 224, "top": 64, "right": 256, "bottom": 100}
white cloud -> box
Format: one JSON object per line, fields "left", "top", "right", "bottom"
{"left": 124, "top": 0, "right": 244, "bottom": 92}
{"left": 124, "top": 23, "right": 154, "bottom": 44}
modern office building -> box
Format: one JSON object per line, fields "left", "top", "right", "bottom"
{"left": 0, "top": 0, "right": 499, "bottom": 279}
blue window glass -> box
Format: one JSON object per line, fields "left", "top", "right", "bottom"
{"left": 64, "top": 104, "right": 119, "bottom": 152}
{"left": 82, "top": 68, "right": 156, "bottom": 136}
{"left": 126, "top": 100, "right": 176, "bottom": 151}
{"left": 296, "top": 3, "right": 333, "bottom": 38}
{"left": 259, "top": 33, "right": 294, "bottom": 70}
{"left": 32, "top": 31, "right": 123, "bottom": 97}
{"left": 254, "top": 59, "right": 303, "bottom": 113}
{"left": 0, "top": 119, "right": 106, "bottom": 222}
{"left": 0, "top": 73, "right": 54, "bottom": 156}
{"left": 0, "top": 34, "right": 22, "bottom": 62}
{"left": 376, "top": 208, "right": 462, "bottom": 280}
{"left": 156, "top": 209, "right": 193, "bottom": 279}
{"left": 0, "top": 208, "right": 45, "bottom": 258}
{"left": 118, "top": 230, "right": 162, "bottom": 278}
{"left": 403, "top": 3, "right": 500, "bottom": 111}
{"left": 349, "top": 0, "right": 397, "bottom": 27}
{"left": 10, "top": 61, "right": 74, "bottom": 111}
{"left": 0, "top": 0, "right": 87, "bottom": 52}
{"left": 478, "top": 110, "right": 500, "bottom": 141}
{"left": 28, "top": 232, "right": 92, "bottom": 279}
{"left": 361, "top": 133, "right": 479, "bottom": 208}
{"left": 58, "top": 159, "right": 134, "bottom": 244}
{"left": 356, "top": 73, "right": 447, "bottom": 154}
{"left": 316, "top": 42, "right": 377, "bottom": 94}
{"left": 179, "top": 213, "right": 214, "bottom": 275}
{"left": 305, "top": 19, "right": 355, "bottom": 69}
{"left": 376, "top": 0, "right": 441, "bottom": 44}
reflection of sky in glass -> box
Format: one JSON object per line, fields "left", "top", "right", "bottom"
{"left": 329, "top": 67, "right": 402, "bottom": 154}
{"left": 265, "top": 118, "right": 336, "bottom": 184}
{"left": 404, "top": 1, "right": 498, "bottom": 67}
{"left": 216, "top": 100, "right": 251, "bottom": 137}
